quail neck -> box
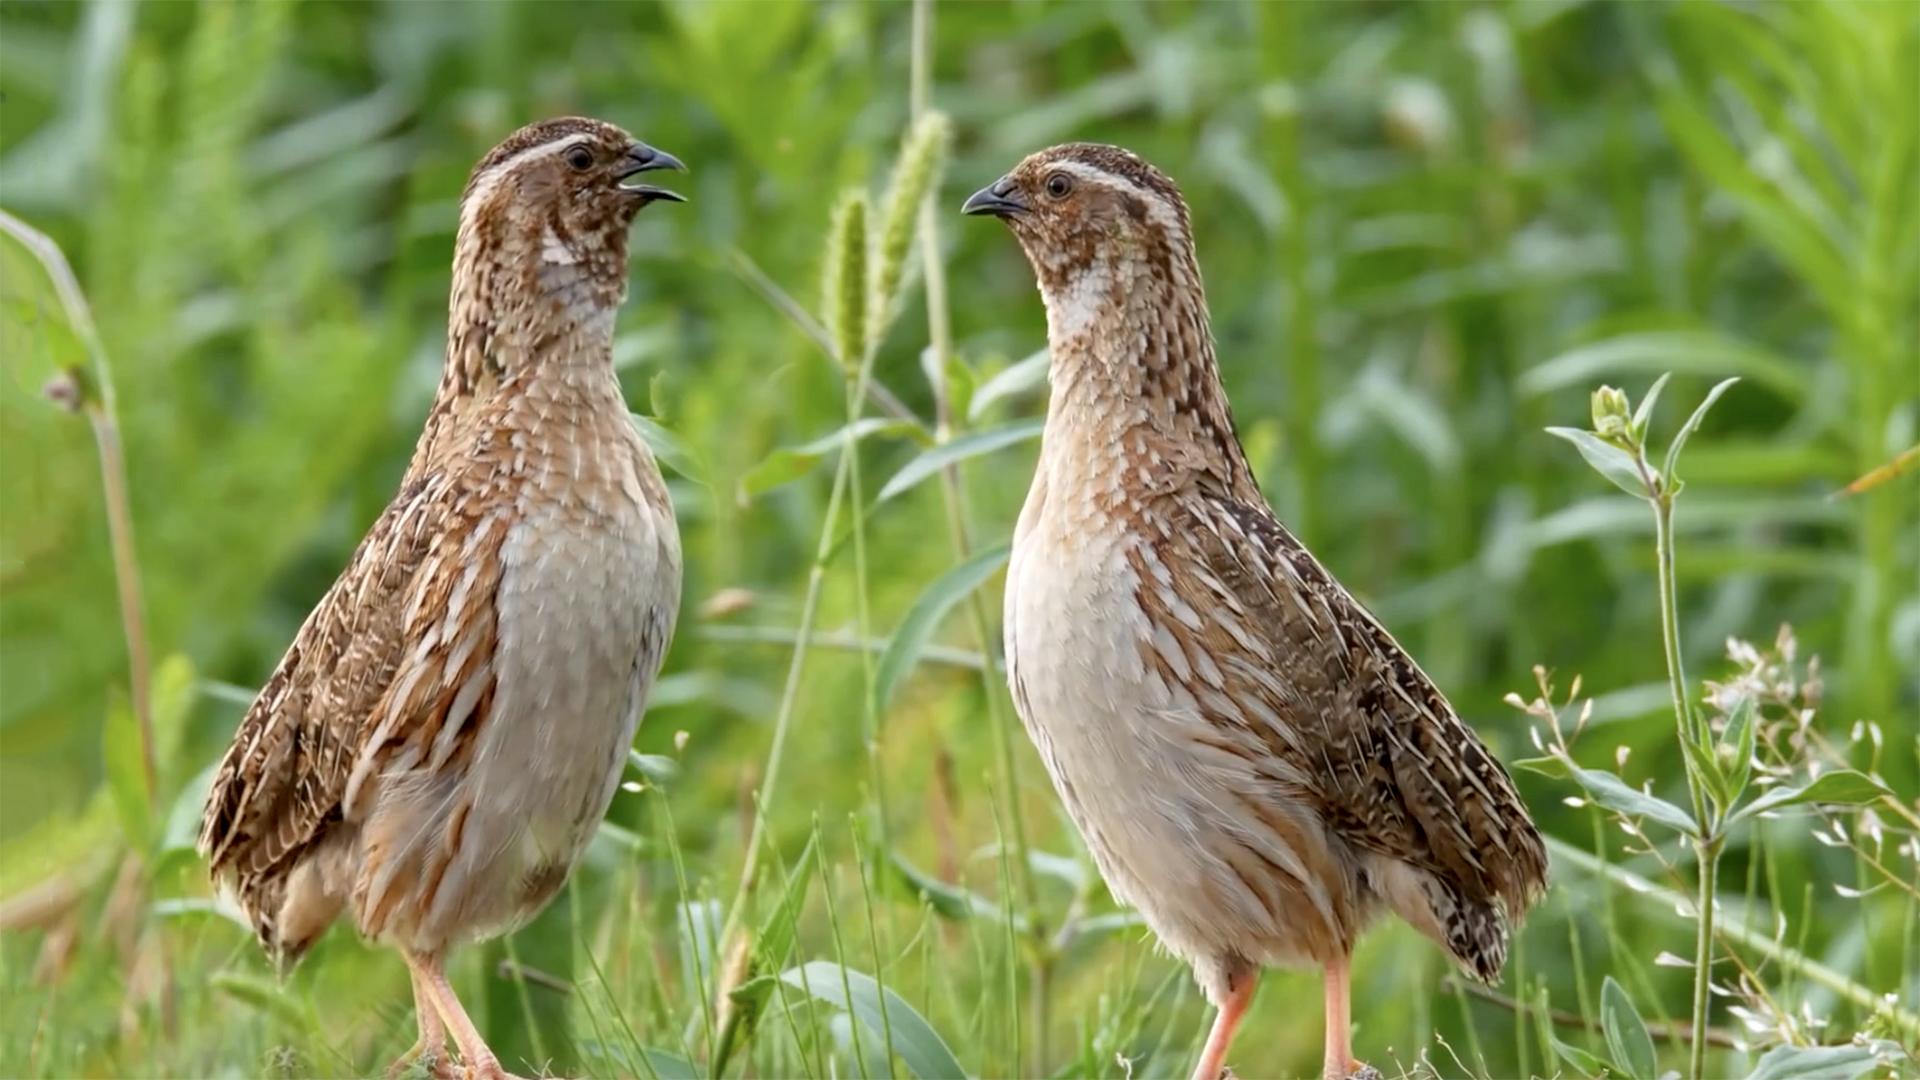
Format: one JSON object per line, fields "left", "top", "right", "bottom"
{"left": 977, "top": 144, "right": 1254, "bottom": 507}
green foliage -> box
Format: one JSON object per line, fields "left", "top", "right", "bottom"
{"left": 2, "top": 1, "right": 1915, "bottom": 1078}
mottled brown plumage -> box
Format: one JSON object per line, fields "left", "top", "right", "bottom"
{"left": 966, "top": 143, "right": 1546, "bottom": 1080}
{"left": 200, "top": 117, "right": 686, "bottom": 1079}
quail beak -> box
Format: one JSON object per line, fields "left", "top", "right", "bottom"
{"left": 961, "top": 177, "right": 1028, "bottom": 219}
{"left": 617, "top": 142, "right": 688, "bottom": 203}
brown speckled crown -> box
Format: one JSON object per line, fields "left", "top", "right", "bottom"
{"left": 461, "top": 116, "right": 627, "bottom": 199}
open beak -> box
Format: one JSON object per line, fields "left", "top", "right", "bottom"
{"left": 618, "top": 142, "right": 688, "bottom": 203}
{"left": 961, "top": 176, "right": 1028, "bottom": 218}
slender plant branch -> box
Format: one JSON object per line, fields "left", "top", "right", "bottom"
{"left": 1, "top": 209, "right": 156, "bottom": 814}
{"left": 908, "top": 0, "right": 1045, "bottom": 1071}
{"left": 1546, "top": 837, "right": 1920, "bottom": 1044}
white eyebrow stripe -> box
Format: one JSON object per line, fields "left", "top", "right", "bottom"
{"left": 1049, "top": 159, "right": 1186, "bottom": 236}
{"left": 461, "top": 134, "right": 595, "bottom": 217}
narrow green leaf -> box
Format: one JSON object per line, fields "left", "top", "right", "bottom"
{"left": 1520, "top": 331, "right": 1808, "bottom": 402}
{"left": 1631, "top": 372, "right": 1672, "bottom": 442}
{"left": 1662, "top": 377, "right": 1740, "bottom": 483}
{"left": 1545, "top": 427, "right": 1652, "bottom": 499}
{"left": 739, "top": 418, "right": 919, "bottom": 499}
{"left": 1732, "top": 769, "right": 1892, "bottom": 825}
{"left": 639, "top": 1049, "right": 700, "bottom": 1080}
{"left": 1719, "top": 696, "right": 1756, "bottom": 808}
{"left": 1745, "top": 1043, "right": 1884, "bottom": 1080}
{"left": 1601, "top": 976, "right": 1658, "bottom": 1080}
{"left": 779, "top": 961, "right": 969, "bottom": 1079}
{"left": 871, "top": 544, "right": 1010, "bottom": 713}
{"left": 101, "top": 690, "right": 151, "bottom": 849}
{"left": 213, "top": 971, "right": 307, "bottom": 1029}
{"left": 1541, "top": 754, "right": 1699, "bottom": 837}
{"left": 887, "top": 850, "right": 1028, "bottom": 931}
{"left": 1550, "top": 1034, "right": 1608, "bottom": 1078}
{"left": 877, "top": 421, "right": 1042, "bottom": 503}
{"left": 630, "top": 413, "right": 707, "bottom": 486}
{"left": 627, "top": 750, "right": 680, "bottom": 785}
{"left": 755, "top": 834, "right": 820, "bottom": 969}
{"left": 1679, "top": 719, "right": 1730, "bottom": 820}
{"left": 967, "top": 347, "right": 1048, "bottom": 422}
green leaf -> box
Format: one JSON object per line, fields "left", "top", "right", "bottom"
{"left": 160, "top": 760, "right": 217, "bottom": 855}
{"left": 967, "top": 347, "right": 1049, "bottom": 422}
{"left": 1662, "top": 377, "right": 1739, "bottom": 484}
{"left": 1719, "top": 695, "right": 1757, "bottom": 808}
{"left": 630, "top": 413, "right": 707, "bottom": 486}
{"left": 1679, "top": 718, "right": 1729, "bottom": 820}
{"left": 738, "top": 418, "right": 920, "bottom": 499}
{"left": 1550, "top": 1034, "right": 1608, "bottom": 1078}
{"left": 102, "top": 689, "right": 152, "bottom": 849}
{"left": 1546, "top": 426, "right": 1652, "bottom": 499}
{"left": 1601, "top": 976, "right": 1658, "bottom": 1080}
{"left": 213, "top": 971, "right": 308, "bottom": 1029}
{"left": 627, "top": 750, "right": 680, "bottom": 786}
{"left": 1745, "top": 1043, "right": 1884, "bottom": 1080}
{"left": 755, "top": 834, "right": 819, "bottom": 969}
{"left": 877, "top": 420, "right": 1042, "bottom": 503}
{"left": 871, "top": 544, "right": 1010, "bottom": 713}
{"left": 779, "top": 961, "right": 969, "bottom": 1079}
{"left": 1631, "top": 372, "right": 1672, "bottom": 442}
{"left": 887, "top": 850, "right": 1028, "bottom": 931}
{"left": 638, "top": 1049, "right": 700, "bottom": 1080}
{"left": 1732, "top": 769, "right": 1892, "bottom": 825}
{"left": 1529, "top": 754, "right": 1699, "bottom": 837}
{"left": 1521, "top": 331, "right": 1807, "bottom": 403}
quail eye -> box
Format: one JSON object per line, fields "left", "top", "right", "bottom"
{"left": 565, "top": 146, "right": 594, "bottom": 171}
{"left": 1045, "top": 173, "right": 1073, "bottom": 199}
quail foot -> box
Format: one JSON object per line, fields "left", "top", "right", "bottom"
{"left": 964, "top": 145, "right": 1547, "bottom": 1080}
{"left": 200, "top": 117, "right": 687, "bottom": 1080}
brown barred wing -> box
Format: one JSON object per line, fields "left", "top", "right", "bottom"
{"left": 1179, "top": 494, "right": 1548, "bottom": 924}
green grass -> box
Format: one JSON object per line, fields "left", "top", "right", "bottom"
{"left": 2, "top": 1, "right": 1915, "bottom": 1077}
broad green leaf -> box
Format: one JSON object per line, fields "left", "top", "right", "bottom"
{"left": 1524, "top": 754, "right": 1698, "bottom": 837}
{"left": 1546, "top": 427, "right": 1651, "bottom": 499}
{"left": 877, "top": 420, "right": 1042, "bottom": 503}
{"left": 1601, "top": 976, "right": 1658, "bottom": 1080}
{"left": 967, "top": 347, "right": 1048, "bottom": 421}
{"left": 1732, "top": 769, "right": 1892, "bottom": 825}
{"left": 738, "top": 418, "right": 920, "bottom": 499}
{"left": 871, "top": 544, "right": 1010, "bottom": 714}
{"left": 1663, "top": 377, "right": 1740, "bottom": 483}
{"left": 779, "top": 961, "right": 969, "bottom": 1079}
{"left": 1745, "top": 1043, "right": 1884, "bottom": 1080}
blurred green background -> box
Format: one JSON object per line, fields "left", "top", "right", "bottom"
{"left": 2, "top": 1, "right": 1915, "bottom": 1077}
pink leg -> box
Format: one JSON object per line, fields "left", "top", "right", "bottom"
{"left": 1322, "top": 955, "right": 1366, "bottom": 1080}
{"left": 410, "top": 951, "right": 520, "bottom": 1080}
{"left": 1189, "top": 969, "right": 1257, "bottom": 1080}
{"left": 388, "top": 957, "right": 452, "bottom": 1079}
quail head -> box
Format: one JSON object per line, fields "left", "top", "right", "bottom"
{"left": 965, "top": 144, "right": 1547, "bottom": 1080}
{"left": 200, "top": 117, "right": 687, "bottom": 1080}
